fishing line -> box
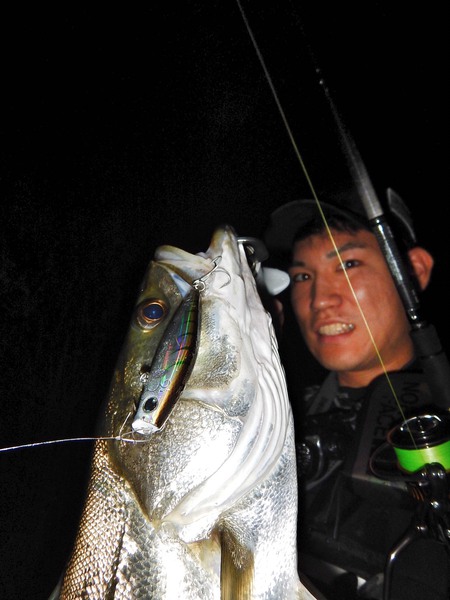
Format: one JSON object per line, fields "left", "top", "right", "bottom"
{"left": 0, "top": 435, "right": 151, "bottom": 453}
{"left": 235, "top": 0, "right": 414, "bottom": 445}
{"left": 0, "top": 412, "right": 153, "bottom": 453}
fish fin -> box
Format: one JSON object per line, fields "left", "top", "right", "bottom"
{"left": 47, "top": 576, "right": 62, "bottom": 599}
{"left": 188, "top": 532, "right": 222, "bottom": 580}
{"left": 220, "top": 528, "right": 254, "bottom": 600}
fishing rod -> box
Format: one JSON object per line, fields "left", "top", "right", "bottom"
{"left": 234, "top": 7, "right": 450, "bottom": 598}
{"left": 235, "top": 0, "right": 450, "bottom": 413}
{"left": 318, "top": 74, "right": 450, "bottom": 413}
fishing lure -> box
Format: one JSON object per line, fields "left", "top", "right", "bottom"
{"left": 131, "top": 257, "right": 227, "bottom": 435}
{"left": 132, "top": 287, "right": 200, "bottom": 435}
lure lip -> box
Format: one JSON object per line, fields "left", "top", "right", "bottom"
{"left": 131, "top": 417, "right": 160, "bottom": 436}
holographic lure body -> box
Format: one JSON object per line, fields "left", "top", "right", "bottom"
{"left": 132, "top": 288, "right": 199, "bottom": 434}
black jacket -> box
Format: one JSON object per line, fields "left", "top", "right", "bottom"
{"left": 296, "top": 366, "right": 450, "bottom": 600}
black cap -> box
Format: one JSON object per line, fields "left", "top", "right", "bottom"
{"left": 264, "top": 189, "right": 416, "bottom": 256}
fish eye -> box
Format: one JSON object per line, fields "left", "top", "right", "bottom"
{"left": 136, "top": 299, "right": 168, "bottom": 330}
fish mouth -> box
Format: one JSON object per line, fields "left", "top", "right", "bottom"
{"left": 318, "top": 322, "right": 355, "bottom": 336}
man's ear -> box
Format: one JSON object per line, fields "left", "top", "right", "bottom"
{"left": 408, "top": 247, "right": 434, "bottom": 290}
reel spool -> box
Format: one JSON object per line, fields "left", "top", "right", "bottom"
{"left": 370, "top": 413, "right": 450, "bottom": 482}
{"left": 387, "top": 414, "right": 450, "bottom": 474}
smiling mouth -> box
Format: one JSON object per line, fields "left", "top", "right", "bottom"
{"left": 318, "top": 323, "right": 355, "bottom": 336}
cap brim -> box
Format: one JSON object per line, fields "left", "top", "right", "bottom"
{"left": 264, "top": 199, "right": 367, "bottom": 254}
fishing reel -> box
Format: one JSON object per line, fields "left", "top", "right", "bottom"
{"left": 296, "top": 408, "right": 355, "bottom": 484}
{"left": 371, "top": 413, "right": 450, "bottom": 517}
{"left": 387, "top": 414, "right": 450, "bottom": 476}
{"left": 370, "top": 413, "right": 450, "bottom": 600}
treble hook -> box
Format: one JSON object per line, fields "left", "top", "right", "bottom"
{"left": 192, "top": 256, "right": 230, "bottom": 292}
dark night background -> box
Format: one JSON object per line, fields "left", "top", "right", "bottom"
{"left": 0, "top": 3, "right": 447, "bottom": 598}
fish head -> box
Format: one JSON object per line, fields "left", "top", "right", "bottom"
{"left": 102, "top": 224, "right": 265, "bottom": 439}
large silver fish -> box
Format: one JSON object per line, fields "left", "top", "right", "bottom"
{"left": 56, "top": 226, "right": 316, "bottom": 599}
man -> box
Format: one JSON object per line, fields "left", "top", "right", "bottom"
{"left": 264, "top": 196, "right": 449, "bottom": 600}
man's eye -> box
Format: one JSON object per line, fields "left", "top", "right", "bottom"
{"left": 291, "top": 272, "right": 311, "bottom": 283}
{"left": 339, "top": 259, "right": 360, "bottom": 271}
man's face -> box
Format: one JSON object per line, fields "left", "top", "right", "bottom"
{"left": 289, "top": 228, "right": 414, "bottom": 387}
